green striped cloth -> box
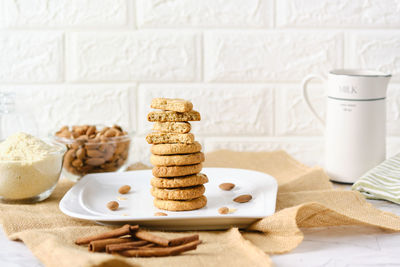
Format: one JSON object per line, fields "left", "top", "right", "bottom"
{"left": 352, "top": 154, "right": 400, "bottom": 204}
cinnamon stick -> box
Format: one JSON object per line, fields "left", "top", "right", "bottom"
{"left": 129, "top": 225, "right": 139, "bottom": 232}
{"left": 169, "top": 234, "right": 199, "bottom": 247}
{"left": 140, "top": 243, "right": 156, "bottom": 248}
{"left": 134, "top": 230, "right": 170, "bottom": 247}
{"left": 109, "top": 242, "right": 156, "bottom": 253}
{"left": 130, "top": 244, "right": 158, "bottom": 250}
{"left": 117, "top": 240, "right": 201, "bottom": 257}
{"left": 89, "top": 238, "right": 132, "bottom": 252}
{"left": 75, "top": 224, "right": 139, "bottom": 245}
{"left": 106, "top": 240, "right": 149, "bottom": 253}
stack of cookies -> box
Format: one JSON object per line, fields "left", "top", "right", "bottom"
{"left": 146, "top": 98, "right": 208, "bottom": 212}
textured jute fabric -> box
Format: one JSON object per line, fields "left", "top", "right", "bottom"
{"left": 1, "top": 150, "right": 400, "bottom": 267}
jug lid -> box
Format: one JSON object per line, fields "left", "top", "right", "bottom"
{"left": 330, "top": 69, "right": 391, "bottom": 78}
{"left": 328, "top": 69, "right": 391, "bottom": 100}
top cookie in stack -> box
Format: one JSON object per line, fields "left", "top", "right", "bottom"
{"left": 146, "top": 98, "right": 207, "bottom": 212}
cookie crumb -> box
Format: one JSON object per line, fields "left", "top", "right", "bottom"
{"left": 107, "top": 201, "right": 119, "bottom": 211}
{"left": 228, "top": 208, "right": 237, "bottom": 214}
{"left": 122, "top": 214, "right": 129, "bottom": 216}
{"left": 154, "top": 212, "right": 168, "bottom": 216}
{"left": 117, "top": 196, "right": 127, "bottom": 201}
{"left": 218, "top": 207, "right": 229, "bottom": 214}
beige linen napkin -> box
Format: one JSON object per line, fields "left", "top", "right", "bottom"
{"left": 1, "top": 150, "right": 400, "bottom": 267}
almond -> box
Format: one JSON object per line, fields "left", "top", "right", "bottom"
{"left": 56, "top": 129, "right": 71, "bottom": 138}
{"left": 98, "top": 144, "right": 107, "bottom": 152}
{"left": 118, "top": 185, "right": 131, "bottom": 194}
{"left": 75, "top": 127, "right": 86, "bottom": 136}
{"left": 219, "top": 183, "right": 235, "bottom": 191}
{"left": 107, "top": 201, "right": 119, "bottom": 211}
{"left": 99, "top": 127, "right": 110, "bottom": 135}
{"left": 105, "top": 129, "right": 117, "bottom": 137}
{"left": 117, "top": 158, "right": 125, "bottom": 166}
{"left": 59, "top": 126, "right": 69, "bottom": 132}
{"left": 104, "top": 144, "right": 116, "bottom": 160}
{"left": 71, "top": 141, "right": 81, "bottom": 150}
{"left": 233, "top": 194, "right": 252, "bottom": 203}
{"left": 121, "top": 150, "right": 128, "bottom": 160}
{"left": 113, "top": 124, "right": 123, "bottom": 132}
{"left": 86, "top": 157, "right": 105, "bottom": 166}
{"left": 101, "top": 162, "right": 118, "bottom": 172}
{"left": 76, "top": 147, "right": 86, "bottom": 160}
{"left": 218, "top": 207, "right": 229, "bottom": 214}
{"left": 71, "top": 159, "right": 83, "bottom": 168}
{"left": 65, "top": 148, "right": 76, "bottom": 160}
{"left": 86, "top": 149, "right": 104, "bottom": 158}
{"left": 86, "top": 126, "right": 96, "bottom": 136}
{"left": 115, "top": 143, "right": 126, "bottom": 154}
{"left": 100, "top": 136, "right": 110, "bottom": 143}
{"left": 72, "top": 131, "right": 81, "bottom": 138}
{"left": 76, "top": 135, "right": 89, "bottom": 143}
{"left": 85, "top": 142, "right": 100, "bottom": 150}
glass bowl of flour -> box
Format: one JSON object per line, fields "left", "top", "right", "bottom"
{"left": 0, "top": 132, "right": 66, "bottom": 204}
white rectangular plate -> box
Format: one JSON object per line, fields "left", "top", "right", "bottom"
{"left": 59, "top": 167, "right": 277, "bottom": 230}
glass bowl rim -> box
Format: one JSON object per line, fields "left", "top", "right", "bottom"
{"left": 52, "top": 124, "right": 133, "bottom": 144}
{"left": 0, "top": 138, "right": 66, "bottom": 163}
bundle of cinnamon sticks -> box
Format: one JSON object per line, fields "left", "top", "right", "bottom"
{"left": 75, "top": 224, "right": 201, "bottom": 257}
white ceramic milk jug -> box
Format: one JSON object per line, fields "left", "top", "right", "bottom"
{"left": 302, "top": 69, "right": 391, "bottom": 183}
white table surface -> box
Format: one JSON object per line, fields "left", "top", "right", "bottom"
{"left": 1, "top": 186, "right": 400, "bottom": 267}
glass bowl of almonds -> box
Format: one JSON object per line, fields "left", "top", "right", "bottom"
{"left": 53, "top": 125, "right": 131, "bottom": 180}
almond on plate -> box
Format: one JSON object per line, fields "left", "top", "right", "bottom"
{"left": 233, "top": 194, "right": 252, "bottom": 203}
{"left": 118, "top": 185, "right": 131, "bottom": 194}
{"left": 107, "top": 201, "right": 119, "bottom": 211}
{"left": 219, "top": 183, "right": 235, "bottom": 191}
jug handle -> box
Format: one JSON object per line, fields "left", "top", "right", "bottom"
{"left": 301, "top": 74, "right": 325, "bottom": 127}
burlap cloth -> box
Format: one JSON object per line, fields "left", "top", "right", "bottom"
{"left": 1, "top": 150, "right": 400, "bottom": 267}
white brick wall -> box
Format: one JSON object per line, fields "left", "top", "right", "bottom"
{"left": 275, "top": 84, "right": 325, "bottom": 136}
{"left": 67, "top": 32, "right": 200, "bottom": 82}
{"left": 0, "top": 84, "right": 135, "bottom": 135}
{"left": 0, "top": 32, "right": 63, "bottom": 82}
{"left": 137, "top": 0, "right": 271, "bottom": 28}
{"left": 0, "top": 0, "right": 129, "bottom": 28}
{"left": 276, "top": 0, "right": 400, "bottom": 28}
{"left": 204, "top": 31, "right": 343, "bottom": 82}
{"left": 349, "top": 32, "right": 400, "bottom": 81}
{"left": 0, "top": 0, "right": 399, "bottom": 167}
